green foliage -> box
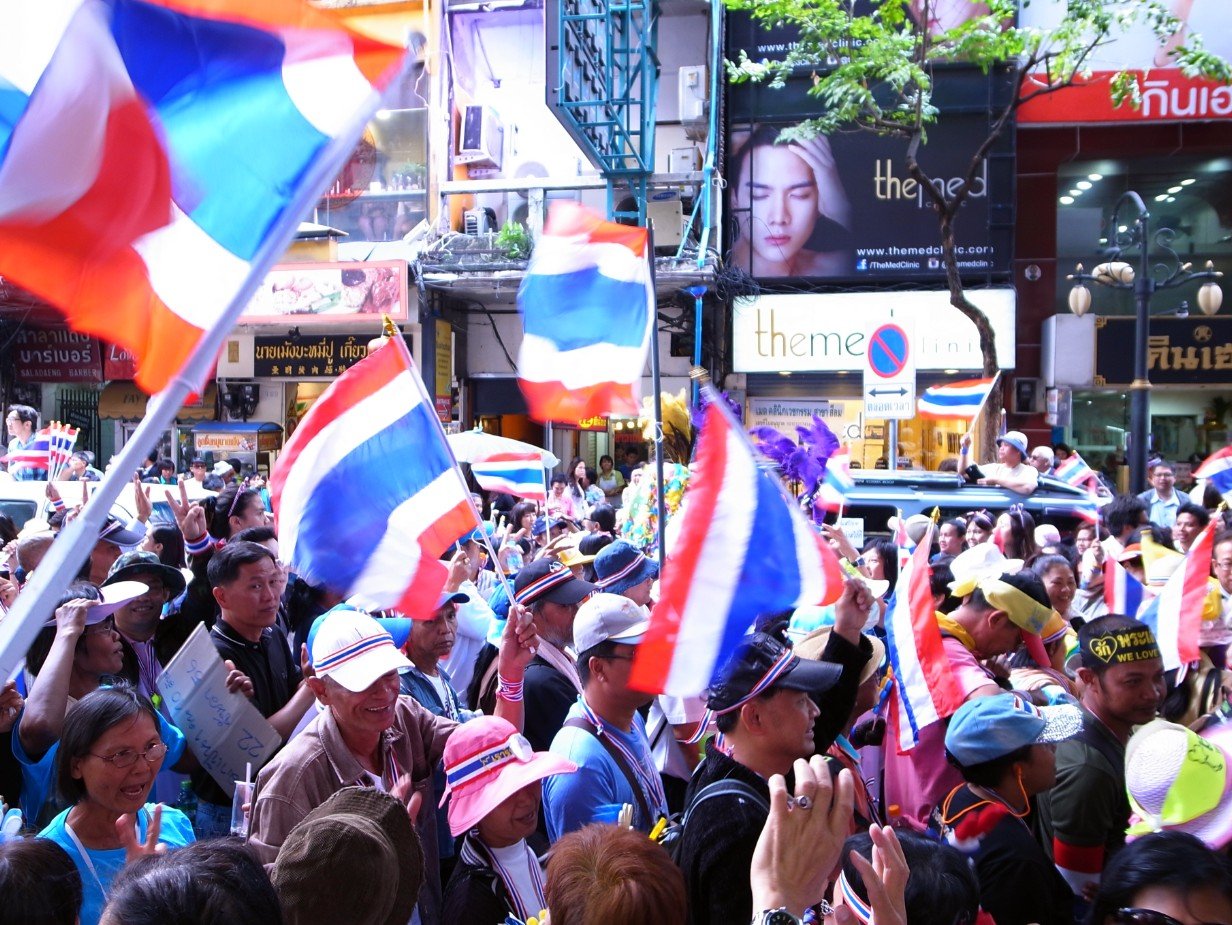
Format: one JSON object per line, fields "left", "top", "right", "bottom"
{"left": 495, "top": 220, "right": 532, "bottom": 261}
{"left": 724, "top": 0, "right": 1231, "bottom": 143}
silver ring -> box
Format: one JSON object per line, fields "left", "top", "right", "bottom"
{"left": 795, "top": 795, "right": 813, "bottom": 810}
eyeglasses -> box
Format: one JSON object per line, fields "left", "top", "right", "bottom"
{"left": 89, "top": 741, "right": 168, "bottom": 768}
{"left": 1113, "top": 909, "right": 1230, "bottom": 925}
{"left": 82, "top": 617, "right": 116, "bottom": 636}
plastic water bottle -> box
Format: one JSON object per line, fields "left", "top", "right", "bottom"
{"left": 175, "top": 780, "right": 197, "bottom": 825}
{"left": 505, "top": 544, "right": 523, "bottom": 575}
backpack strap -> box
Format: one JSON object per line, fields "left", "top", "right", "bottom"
{"left": 681, "top": 777, "right": 770, "bottom": 829}
{"left": 563, "top": 716, "right": 654, "bottom": 825}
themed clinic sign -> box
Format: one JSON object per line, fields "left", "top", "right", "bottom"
{"left": 732, "top": 290, "right": 1016, "bottom": 373}
{"left": 726, "top": 115, "right": 1011, "bottom": 281}
{"left": 1094, "top": 317, "right": 1232, "bottom": 386}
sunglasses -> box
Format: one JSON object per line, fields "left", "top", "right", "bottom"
{"left": 1114, "top": 908, "right": 1230, "bottom": 925}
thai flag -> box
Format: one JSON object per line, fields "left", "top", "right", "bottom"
{"left": 516, "top": 202, "right": 654, "bottom": 422}
{"left": 0, "top": 2, "right": 402, "bottom": 394}
{"left": 271, "top": 339, "right": 478, "bottom": 618}
{"left": 885, "top": 522, "right": 964, "bottom": 752}
{"left": 46, "top": 422, "right": 79, "bottom": 481}
{"left": 2, "top": 428, "right": 51, "bottom": 472}
{"left": 1054, "top": 452, "right": 1095, "bottom": 487}
{"left": 1104, "top": 556, "right": 1147, "bottom": 618}
{"left": 917, "top": 378, "right": 997, "bottom": 419}
{"left": 1139, "top": 522, "right": 1217, "bottom": 672}
{"left": 814, "top": 447, "right": 855, "bottom": 513}
{"left": 1196, "top": 447, "right": 1232, "bottom": 501}
{"left": 470, "top": 452, "right": 547, "bottom": 504}
{"left": 629, "top": 388, "right": 845, "bottom": 697}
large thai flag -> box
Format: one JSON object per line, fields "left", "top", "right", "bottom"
{"left": 885, "top": 522, "right": 964, "bottom": 752}
{"left": 271, "top": 339, "right": 478, "bottom": 618}
{"left": 0, "top": 1, "right": 402, "bottom": 394}
{"left": 1104, "top": 556, "right": 1147, "bottom": 618}
{"left": 1139, "top": 523, "right": 1217, "bottom": 672}
{"left": 1196, "top": 447, "right": 1232, "bottom": 501}
{"left": 917, "top": 377, "right": 997, "bottom": 419}
{"left": 516, "top": 202, "right": 654, "bottom": 422}
{"left": 470, "top": 452, "right": 547, "bottom": 504}
{"left": 629, "top": 389, "right": 845, "bottom": 698}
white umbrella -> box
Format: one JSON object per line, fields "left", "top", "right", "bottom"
{"left": 447, "top": 429, "right": 559, "bottom": 468}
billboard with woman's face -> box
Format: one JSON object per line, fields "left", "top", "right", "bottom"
{"left": 727, "top": 119, "right": 1013, "bottom": 282}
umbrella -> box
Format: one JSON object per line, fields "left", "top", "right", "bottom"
{"left": 447, "top": 429, "right": 559, "bottom": 468}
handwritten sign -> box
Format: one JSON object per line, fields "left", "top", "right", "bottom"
{"left": 156, "top": 624, "right": 282, "bottom": 797}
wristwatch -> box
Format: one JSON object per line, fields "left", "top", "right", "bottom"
{"left": 753, "top": 909, "right": 802, "bottom": 925}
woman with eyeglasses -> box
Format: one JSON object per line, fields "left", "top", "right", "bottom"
{"left": 39, "top": 685, "right": 195, "bottom": 925}
{"left": 1089, "top": 831, "right": 1232, "bottom": 925}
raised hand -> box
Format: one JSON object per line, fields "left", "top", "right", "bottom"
{"left": 789, "top": 135, "right": 851, "bottom": 229}
{"left": 224, "top": 660, "right": 255, "bottom": 699}
{"left": 132, "top": 474, "right": 153, "bottom": 524}
{"left": 118, "top": 803, "right": 167, "bottom": 864}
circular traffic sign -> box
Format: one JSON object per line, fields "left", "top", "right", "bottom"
{"left": 868, "top": 324, "right": 910, "bottom": 379}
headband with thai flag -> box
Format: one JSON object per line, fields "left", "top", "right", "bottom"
{"left": 314, "top": 629, "right": 397, "bottom": 675}
{"left": 712, "top": 648, "right": 797, "bottom": 716}
{"left": 442, "top": 733, "right": 534, "bottom": 798}
{"left": 514, "top": 565, "right": 576, "bottom": 605}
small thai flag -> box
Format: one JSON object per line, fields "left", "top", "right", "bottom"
{"left": 814, "top": 446, "right": 855, "bottom": 513}
{"left": 516, "top": 203, "right": 654, "bottom": 423}
{"left": 272, "top": 339, "right": 478, "bottom": 618}
{"left": 2, "top": 428, "right": 51, "bottom": 473}
{"left": 1196, "top": 447, "right": 1232, "bottom": 501}
{"left": 1104, "top": 556, "right": 1147, "bottom": 618}
{"left": 629, "top": 386, "right": 845, "bottom": 698}
{"left": 917, "top": 378, "right": 997, "bottom": 420}
{"left": 1139, "top": 522, "right": 1217, "bottom": 672}
{"left": 1054, "top": 451, "right": 1095, "bottom": 487}
{"left": 885, "top": 522, "right": 964, "bottom": 752}
{"left": 470, "top": 452, "right": 547, "bottom": 504}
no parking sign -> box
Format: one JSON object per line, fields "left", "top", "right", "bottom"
{"left": 862, "top": 317, "right": 916, "bottom": 419}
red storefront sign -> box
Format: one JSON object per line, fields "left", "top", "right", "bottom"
{"left": 103, "top": 342, "right": 139, "bottom": 380}
{"left": 13, "top": 329, "right": 102, "bottom": 382}
{"left": 1019, "top": 72, "right": 1232, "bottom": 124}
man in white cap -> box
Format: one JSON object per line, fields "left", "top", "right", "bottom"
{"left": 959, "top": 430, "right": 1039, "bottom": 495}
{"left": 247, "top": 602, "right": 539, "bottom": 925}
{"left": 541, "top": 593, "right": 667, "bottom": 841}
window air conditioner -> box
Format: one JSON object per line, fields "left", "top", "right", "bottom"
{"left": 457, "top": 105, "right": 504, "bottom": 169}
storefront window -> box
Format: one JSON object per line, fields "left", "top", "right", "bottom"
{"left": 1055, "top": 156, "right": 1232, "bottom": 314}
{"left": 314, "top": 67, "right": 428, "bottom": 244}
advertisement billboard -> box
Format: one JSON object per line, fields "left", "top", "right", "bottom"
{"left": 240, "top": 261, "right": 408, "bottom": 325}
{"left": 726, "top": 117, "right": 1012, "bottom": 281}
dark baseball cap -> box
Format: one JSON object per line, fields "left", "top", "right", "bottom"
{"left": 513, "top": 559, "right": 596, "bottom": 607}
{"left": 707, "top": 633, "right": 843, "bottom": 714}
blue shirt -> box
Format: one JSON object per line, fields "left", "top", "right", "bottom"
{"left": 542, "top": 699, "right": 665, "bottom": 841}
{"left": 6, "top": 434, "right": 47, "bottom": 480}
{"left": 13, "top": 707, "right": 187, "bottom": 830}
{"left": 40, "top": 803, "right": 195, "bottom": 925}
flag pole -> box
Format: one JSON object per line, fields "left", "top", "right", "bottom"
{"left": 646, "top": 225, "right": 666, "bottom": 568}
{"left": 964, "top": 371, "right": 1002, "bottom": 449}
{"left": 0, "top": 64, "right": 409, "bottom": 682}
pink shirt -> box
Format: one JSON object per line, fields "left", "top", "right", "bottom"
{"left": 881, "top": 637, "right": 997, "bottom": 828}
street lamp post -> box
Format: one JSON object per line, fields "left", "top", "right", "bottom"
{"left": 1066, "top": 190, "right": 1223, "bottom": 493}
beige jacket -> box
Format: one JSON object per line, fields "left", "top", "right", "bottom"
{"left": 248, "top": 696, "right": 457, "bottom": 924}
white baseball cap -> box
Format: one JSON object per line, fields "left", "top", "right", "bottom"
{"left": 573, "top": 593, "right": 650, "bottom": 654}
{"left": 311, "top": 609, "right": 411, "bottom": 692}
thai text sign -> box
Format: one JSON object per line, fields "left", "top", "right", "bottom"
{"left": 1094, "top": 317, "right": 1232, "bottom": 385}
{"left": 252, "top": 334, "right": 412, "bottom": 378}
{"left": 13, "top": 329, "right": 102, "bottom": 382}
{"left": 156, "top": 624, "right": 281, "bottom": 797}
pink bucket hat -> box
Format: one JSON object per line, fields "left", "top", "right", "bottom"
{"left": 440, "top": 716, "right": 577, "bottom": 837}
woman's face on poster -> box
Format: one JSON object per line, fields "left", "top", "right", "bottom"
{"left": 737, "top": 144, "right": 818, "bottom": 270}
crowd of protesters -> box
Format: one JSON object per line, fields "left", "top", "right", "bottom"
{"left": 2, "top": 433, "right": 1232, "bottom": 925}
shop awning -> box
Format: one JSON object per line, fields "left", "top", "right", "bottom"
{"left": 97, "top": 383, "right": 217, "bottom": 421}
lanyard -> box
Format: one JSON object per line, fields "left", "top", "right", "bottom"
{"left": 64, "top": 811, "right": 143, "bottom": 902}
{"left": 461, "top": 837, "right": 546, "bottom": 922}
{"left": 579, "top": 696, "right": 667, "bottom": 821}
{"left": 536, "top": 641, "right": 582, "bottom": 692}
